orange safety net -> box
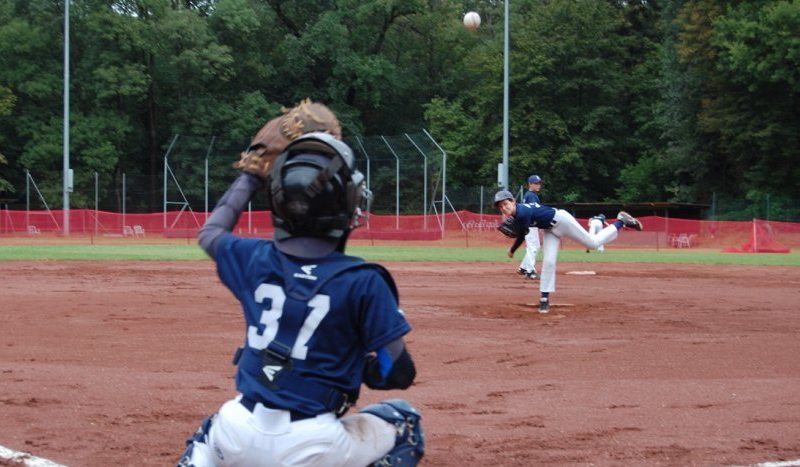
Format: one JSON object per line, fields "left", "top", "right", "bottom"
{"left": 722, "top": 219, "right": 790, "bottom": 253}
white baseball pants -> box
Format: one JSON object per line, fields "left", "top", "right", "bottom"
{"left": 186, "top": 396, "right": 396, "bottom": 467}
{"left": 519, "top": 227, "right": 540, "bottom": 273}
{"left": 587, "top": 218, "right": 605, "bottom": 252}
{"left": 539, "top": 209, "right": 619, "bottom": 293}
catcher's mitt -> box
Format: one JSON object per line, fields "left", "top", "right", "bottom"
{"left": 233, "top": 99, "right": 342, "bottom": 180}
{"left": 497, "top": 217, "right": 523, "bottom": 239}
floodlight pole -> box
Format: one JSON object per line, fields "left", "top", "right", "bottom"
{"left": 62, "top": 0, "right": 70, "bottom": 235}
{"left": 501, "top": 0, "right": 510, "bottom": 190}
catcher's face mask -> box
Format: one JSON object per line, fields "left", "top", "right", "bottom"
{"left": 268, "top": 133, "right": 369, "bottom": 257}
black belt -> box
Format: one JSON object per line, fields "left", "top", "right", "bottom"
{"left": 239, "top": 396, "right": 316, "bottom": 422}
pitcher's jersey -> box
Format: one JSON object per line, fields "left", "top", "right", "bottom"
{"left": 214, "top": 234, "right": 411, "bottom": 414}
{"left": 514, "top": 202, "right": 557, "bottom": 230}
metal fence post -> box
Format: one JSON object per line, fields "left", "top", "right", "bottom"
{"left": 94, "top": 172, "right": 98, "bottom": 236}
{"left": 355, "top": 137, "right": 370, "bottom": 193}
{"left": 26, "top": 169, "right": 30, "bottom": 228}
{"left": 404, "top": 133, "right": 428, "bottom": 229}
{"left": 381, "top": 136, "right": 401, "bottom": 229}
{"left": 163, "top": 134, "right": 179, "bottom": 229}
{"left": 204, "top": 136, "right": 215, "bottom": 222}
{"left": 122, "top": 172, "right": 126, "bottom": 233}
{"left": 423, "top": 129, "right": 446, "bottom": 239}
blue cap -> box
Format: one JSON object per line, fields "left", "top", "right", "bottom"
{"left": 528, "top": 175, "right": 542, "bottom": 184}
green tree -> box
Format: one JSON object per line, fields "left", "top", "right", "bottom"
{"left": 1, "top": 0, "right": 796, "bottom": 217}
{"left": 711, "top": 1, "right": 800, "bottom": 199}
{"left": 0, "top": 0, "right": 65, "bottom": 203}
{"left": 0, "top": 84, "right": 15, "bottom": 193}
{"left": 429, "top": 0, "right": 643, "bottom": 202}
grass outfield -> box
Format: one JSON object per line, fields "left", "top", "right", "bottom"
{"left": 0, "top": 243, "right": 798, "bottom": 266}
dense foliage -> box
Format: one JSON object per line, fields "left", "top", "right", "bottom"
{"left": 0, "top": 0, "right": 798, "bottom": 219}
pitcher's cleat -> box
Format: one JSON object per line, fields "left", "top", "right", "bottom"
{"left": 538, "top": 298, "right": 550, "bottom": 314}
{"left": 617, "top": 211, "right": 643, "bottom": 231}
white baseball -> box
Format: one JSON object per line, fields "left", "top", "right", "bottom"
{"left": 463, "top": 11, "right": 481, "bottom": 31}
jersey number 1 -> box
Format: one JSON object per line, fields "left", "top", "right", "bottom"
{"left": 247, "top": 283, "right": 330, "bottom": 360}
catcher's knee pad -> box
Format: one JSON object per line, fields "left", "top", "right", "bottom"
{"left": 176, "top": 414, "right": 216, "bottom": 467}
{"left": 361, "top": 399, "right": 425, "bottom": 466}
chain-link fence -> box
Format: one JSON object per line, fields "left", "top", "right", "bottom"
{"left": 3, "top": 132, "right": 799, "bottom": 223}
{"left": 1, "top": 131, "right": 454, "bottom": 222}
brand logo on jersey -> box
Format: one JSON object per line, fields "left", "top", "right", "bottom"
{"left": 262, "top": 365, "right": 283, "bottom": 381}
{"left": 293, "top": 264, "right": 319, "bottom": 281}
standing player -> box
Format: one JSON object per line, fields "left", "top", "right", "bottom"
{"left": 494, "top": 190, "right": 643, "bottom": 314}
{"left": 517, "top": 175, "right": 543, "bottom": 279}
{"left": 177, "top": 111, "right": 424, "bottom": 465}
{"left": 586, "top": 214, "right": 608, "bottom": 253}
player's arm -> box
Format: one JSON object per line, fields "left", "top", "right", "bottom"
{"left": 198, "top": 173, "right": 264, "bottom": 258}
{"left": 508, "top": 235, "right": 525, "bottom": 256}
{"left": 363, "top": 337, "right": 416, "bottom": 390}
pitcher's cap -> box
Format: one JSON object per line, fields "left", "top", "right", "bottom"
{"left": 493, "top": 190, "right": 515, "bottom": 206}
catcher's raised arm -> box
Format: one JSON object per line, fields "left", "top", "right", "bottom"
{"left": 200, "top": 99, "right": 342, "bottom": 259}
{"left": 233, "top": 98, "right": 342, "bottom": 180}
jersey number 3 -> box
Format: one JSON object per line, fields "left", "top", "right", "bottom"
{"left": 247, "top": 283, "right": 330, "bottom": 360}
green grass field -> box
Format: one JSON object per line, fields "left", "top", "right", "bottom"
{"left": 1, "top": 243, "right": 798, "bottom": 266}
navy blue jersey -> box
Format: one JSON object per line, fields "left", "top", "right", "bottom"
{"left": 523, "top": 191, "right": 540, "bottom": 204}
{"left": 514, "top": 202, "right": 557, "bottom": 230}
{"left": 214, "top": 234, "right": 411, "bottom": 414}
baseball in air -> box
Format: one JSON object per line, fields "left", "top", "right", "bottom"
{"left": 463, "top": 11, "right": 481, "bottom": 31}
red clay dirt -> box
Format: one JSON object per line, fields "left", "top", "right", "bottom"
{"left": 1, "top": 260, "right": 799, "bottom": 466}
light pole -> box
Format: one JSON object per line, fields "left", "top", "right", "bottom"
{"left": 501, "top": 0, "right": 510, "bottom": 189}
{"left": 62, "top": 0, "right": 71, "bottom": 234}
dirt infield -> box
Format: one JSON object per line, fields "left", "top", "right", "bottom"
{"left": 1, "top": 260, "right": 799, "bottom": 466}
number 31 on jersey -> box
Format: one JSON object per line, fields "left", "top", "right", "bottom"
{"left": 247, "top": 283, "right": 330, "bottom": 361}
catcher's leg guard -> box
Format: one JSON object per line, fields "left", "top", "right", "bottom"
{"left": 361, "top": 399, "right": 425, "bottom": 466}
{"left": 176, "top": 414, "right": 215, "bottom": 467}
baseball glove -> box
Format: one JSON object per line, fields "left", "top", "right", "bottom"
{"left": 233, "top": 98, "right": 342, "bottom": 180}
{"left": 497, "top": 217, "right": 523, "bottom": 239}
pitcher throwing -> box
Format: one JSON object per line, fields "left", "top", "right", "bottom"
{"left": 494, "top": 190, "right": 643, "bottom": 313}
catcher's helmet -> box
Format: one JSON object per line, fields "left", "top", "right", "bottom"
{"left": 493, "top": 190, "right": 514, "bottom": 207}
{"left": 267, "top": 132, "right": 370, "bottom": 257}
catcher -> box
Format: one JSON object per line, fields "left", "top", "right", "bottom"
{"left": 177, "top": 100, "right": 424, "bottom": 467}
{"left": 495, "top": 190, "right": 643, "bottom": 313}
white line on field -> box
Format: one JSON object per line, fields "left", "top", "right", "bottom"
{"left": 0, "top": 444, "right": 67, "bottom": 467}
{"left": 752, "top": 460, "right": 800, "bottom": 467}
{"left": 731, "top": 460, "right": 800, "bottom": 467}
